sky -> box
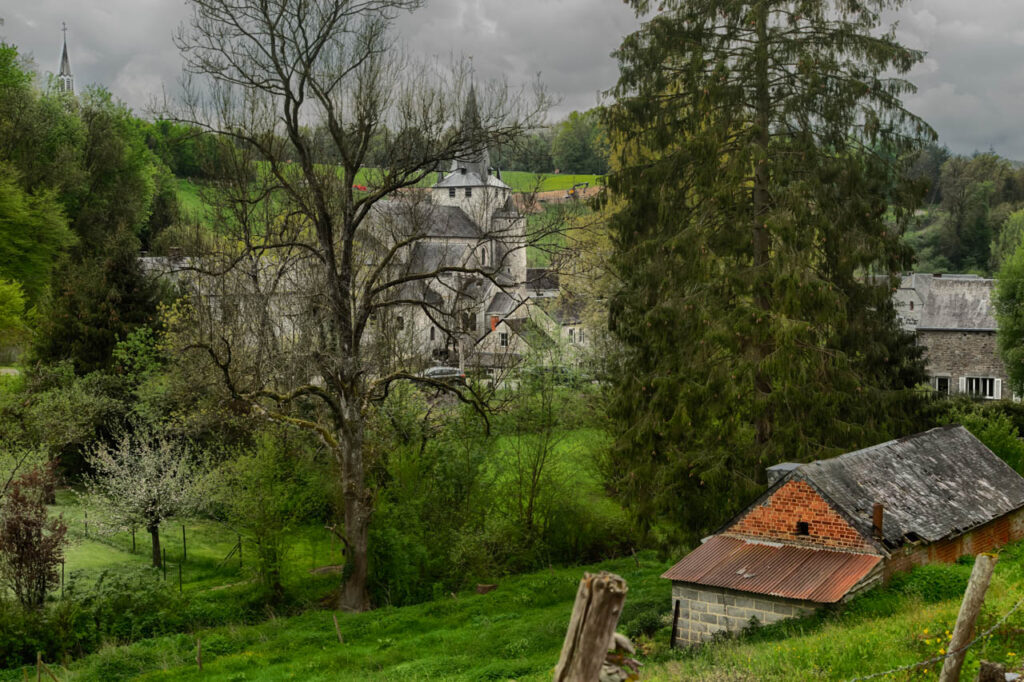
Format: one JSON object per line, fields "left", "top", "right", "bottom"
{"left": 1, "top": 1, "right": 1022, "bottom": 158}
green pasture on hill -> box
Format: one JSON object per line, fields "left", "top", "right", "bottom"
{"left": 24, "top": 539, "right": 1024, "bottom": 681}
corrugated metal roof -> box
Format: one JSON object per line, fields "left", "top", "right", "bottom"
{"left": 662, "top": 535, "right": 881, "bottom": 603}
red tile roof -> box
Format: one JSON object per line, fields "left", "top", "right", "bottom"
{"left": 662, "top": 535, "right": 882, "bottom": 603}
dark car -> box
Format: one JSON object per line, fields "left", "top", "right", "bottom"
{"left": 419, "top": 366, "right": 467, "bottom": 386}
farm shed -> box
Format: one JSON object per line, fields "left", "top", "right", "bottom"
{"left": 664, "top": 425, "right": 1024, "bottom": 646}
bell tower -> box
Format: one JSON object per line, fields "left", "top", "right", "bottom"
{"left": 58, "top": 23, "right": 74, "bottom": 95}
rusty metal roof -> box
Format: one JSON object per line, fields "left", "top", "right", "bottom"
{"left": 662, "top": 535, "right": 882, "bottom": 603}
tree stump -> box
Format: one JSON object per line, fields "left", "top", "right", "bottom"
{"left": 977, "top": 661, "right": 1006, "bottom": 682}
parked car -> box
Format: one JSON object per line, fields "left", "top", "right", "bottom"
{"left": 419, "top": 366, "right": 467, "bottom": 386}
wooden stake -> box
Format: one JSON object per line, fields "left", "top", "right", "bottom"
{"left": 553, "top": 572, "right": 628, "bottom": 682}
{"left": 939, "top": 553, "right": 997, "bottom": 682}
{"left": 333, "top": 614, "right": 343, "bottom": 643}
{"left": 196, "top": 638, "right": 202, "bottom": 671}
{"left": 182, "top": 525, "right": 187, "bottom": 562}
{"left": 35, "top": 652, "right": 40, "bottom": 682}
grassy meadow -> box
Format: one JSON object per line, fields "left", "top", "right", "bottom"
{"left": 12, "top": 540, "right": 1024, "bottom": 681}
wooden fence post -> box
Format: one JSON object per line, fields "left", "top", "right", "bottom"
{"left": 939, "top": 553, "right": 997, "bottom": 682}
{"left": 196, "top": 638, "right": 202, "bottom": 671}
{"left": 553, "top": 572, "right": 627, "bottom": 682}
{"left": 333, "top": 614, "right": 343, "bottom": 643}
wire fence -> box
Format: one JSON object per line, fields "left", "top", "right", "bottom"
{"left": 847, "top": 592, "right": 1024, "bottom": 681}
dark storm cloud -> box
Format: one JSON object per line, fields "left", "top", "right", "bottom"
{"left": 1, "top": 2, "right": 1022, "bottom": 157}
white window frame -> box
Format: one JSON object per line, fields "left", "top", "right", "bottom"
{"left": 931, "top": 376, "right": 951, "bottom": 394}
{"left": 964, "top": 376, "right": 1000, "bottom": 399}
{"left": 499, "top": 332, "right": 509, "bottom": 348}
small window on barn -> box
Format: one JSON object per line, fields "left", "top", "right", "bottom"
{"left": 499, "top": 332, "right": 509, "bottom": 347}
{"left": 909, "top": 301, "right": 914, "bottom": 311}
{"left": 465, "top": 188, "right": 473, "bottom": 198}
{"left": 448, "top": 188, "right": 456, "bottom": 198}
{"left": 795, "top": 521, "right": 810, "bottom": 536}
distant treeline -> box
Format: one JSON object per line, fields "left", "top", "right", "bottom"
{"left": 906, "top": 144, "right": 1024, "bottom": 275}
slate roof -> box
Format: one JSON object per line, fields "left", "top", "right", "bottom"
{"left": 787, "top": 425, "right": 1024, "bottom": 548}
{"left": 407, "top": 242, "right": 470, "bottom": 274}
{"left": 375, "top": 202, "right": 483, "bottom": 240}
{"left": 526, "top": 268, "right": 559, "bottom": 292}
{"left": 486, "top": 291, "right": 517, "bottom": 315}
{"left": 662, "top": 536, "right": 881, "bottom": 603}
{"left": 908, "top": 275, "right": 996, "bottom": 331}
{"left": 434, "top": 168, "right": 511, "bottom": 190}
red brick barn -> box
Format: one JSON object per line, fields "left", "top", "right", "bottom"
{"left": 664, "top": 426, "right": 1024, "bottom": 647}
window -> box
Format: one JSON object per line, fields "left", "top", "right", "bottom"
{"left": 579, "top": 329, "right": 585, "bottom": 344}
{"left": 499, "top": 332, "right": 509, "bottom": 347}
{"left": 932, "top": 376, "right": 950, "bottom": 394}
{"left": 909, "top": 301, "right": 915, "bottom": 311}
{"left": 430, "top": 326, "right": 436, "bottom": 341}
{"left": 795, "top": 521, "right": 810, "bottom": 536}
{"left": 461, "top": 311, "right": 476, "bottom": 332}
{"left": 966, "top": 376, "right": 997, "bottom": 398}
{"left": 448, "top": 188, "right": 456, "bottom": 198}
{"left": 568, "top": 328, "right": 576, "bottom": 343}
{"left": 480, "top": 247, "right": 486, "bottom": 265}
{"left": 465, "top": 188, "right": 473, "bottom": 198}
{"left": 396, "top": 315, "right": 404, "bottom": 330}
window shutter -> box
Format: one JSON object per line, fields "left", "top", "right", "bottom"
{"left": 995, "top": 379, "right": 1003, "bottom": 399}
{"left": 959, "top": 377, "right": 966, "bottom": 394}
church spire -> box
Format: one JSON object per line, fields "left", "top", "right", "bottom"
{"left": 58, "top": 23, "right": 74, "bottom": 95}
{"left": 455, "top": 83, "right": 489, "bottom": 181}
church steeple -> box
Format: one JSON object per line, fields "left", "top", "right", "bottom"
{"left": 58, "top": 23, "right": 74, "bottom": 95}
{"left": 452, "top": 84, "right": 490, "bottom": 182}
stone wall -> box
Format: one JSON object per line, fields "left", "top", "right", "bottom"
{"left": 728, "top": 479, "right": 875, "bottom": 552}
{"left": 918, "top": 330, "right": 1010, "bottom": 396}
{"left": 671, "top": 583, "right": 818, "bottom": 646}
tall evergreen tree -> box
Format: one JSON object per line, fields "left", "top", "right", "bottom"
{"left": 604, "top": 0, "right": 931, "bottom": 539}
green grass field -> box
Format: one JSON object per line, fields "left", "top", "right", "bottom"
{"left": 18, "top": 541, "right": 1024, "bottom": 681}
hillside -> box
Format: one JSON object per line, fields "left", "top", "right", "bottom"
{"left": 13, "top": 542, "right": 1024, "bottom": 681}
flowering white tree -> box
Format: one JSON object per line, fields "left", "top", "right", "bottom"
{"left": 85, "top": 427, "right": 202, "bottom": 568}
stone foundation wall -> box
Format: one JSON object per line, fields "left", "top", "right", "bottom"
{"left": 671, "top": 583, "right": 818, "bottom": 647}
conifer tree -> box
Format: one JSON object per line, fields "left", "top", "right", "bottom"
{"left": 604, "top": 0, "right": 931, "bottom": 539}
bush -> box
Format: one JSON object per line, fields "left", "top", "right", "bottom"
{"left": 888, "top": 562, "right": 971, "bottom": 603}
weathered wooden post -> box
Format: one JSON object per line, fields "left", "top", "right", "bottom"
{"left": 939, "top": 553, "right": 997, "bottom": 682}
{"left": 196, "top": 638, "right": 202, "bottom": 671}
{"left": 553, "top": 572, "right": 627, "bottom": 682}
{"left": 333, "top": 614, "right": 343, "bottom": 643}
{"left": 182, "top": 525, "right": 187, "bottom": 562}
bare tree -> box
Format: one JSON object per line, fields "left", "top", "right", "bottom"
{"left": 166, "top": 0, "right": 552, "bottom": 610}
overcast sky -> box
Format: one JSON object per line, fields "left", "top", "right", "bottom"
{"left": 2, "top": 1, "right": 1022, "bottom": 158}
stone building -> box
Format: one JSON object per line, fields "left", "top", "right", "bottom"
{"left": 663, "top": 426, "right": 1024, "bottom": 647}
{"left": 895, "top": 273, "right": 1010, "bottom": 398}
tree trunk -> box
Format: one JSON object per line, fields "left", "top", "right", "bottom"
{"left": 149, "top": 523, "right": 161, "bottom": 568}
{"left": 335, "top": 405, "right": 372, "bottom": 612}
{"left": 752, "top": 0, "right": 773, "bottom": 452}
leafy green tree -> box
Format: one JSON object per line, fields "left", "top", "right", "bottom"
{"left": 996, "top": 243, "right": 1024, "bottom": 398}
{"left": 0, "top": 165, "right": 75, "bottom": 304}
{"left": 993, "top": 209, "right": 1024, "bottom": 271}
{"left": 604, "top": 0, "right": 931, "bottom": 539}
{"left": 551, "top": 110, "right": 608, "bottom": 174}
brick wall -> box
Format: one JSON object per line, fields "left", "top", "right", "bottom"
{"left": 918, "top": 330, "right": 1010, "bottom": 395}
{"left": 671, "top": 583, "right": 817, "bottom": 646}
{"left": 728, "top": 479, "right": 875, "bottom": 552}
{"left": 884, "top": 506, "right": 1024, "bottom": 580}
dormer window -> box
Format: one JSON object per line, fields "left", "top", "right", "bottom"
{"left": 795, "top": 521, "right": 810, "bottom": 536}
{"left": 448, "top": 188, "right": 456, "bottom": 198}
{"left": 460, "top": 167, "right": 467, "bottom": 175}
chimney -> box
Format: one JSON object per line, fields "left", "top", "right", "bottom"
{"left": 872, "top": 503, "right": 884, "bottom": 540}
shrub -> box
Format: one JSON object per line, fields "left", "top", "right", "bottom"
{"left": 888, "top": 563, "right": 971, "bottom": 603}
{"left": 0, "top": 463, "right": 66, "bottom": 609}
